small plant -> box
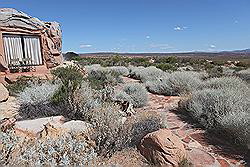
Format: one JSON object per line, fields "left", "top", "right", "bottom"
{"left": 146, "top": 71, "right": 204, "bottom": 96}
{"left": 18, "top": 82, "right": 60, "bottom": 105}
{"left": 0, "top": 130, "right": 19, "bottom": 165}
{"left": 145, "top": 77, "right": 173, "bottom": 95}
{"left": 108, "top": 66, "right": 129, "bottom": 76}
{"left": 51, "top": 66, "right": 84, "bottom": 104}
{"left": 116, "top": 83, "right": 148, "bottom": 108}
{"left": 181, "top": 85, "right": 250, "bottom": 146}
{"left": 168, "top": 71, "right": 204, "bottom": 95}
{"left": 129, "top": 66, "right": 167, "bottom": 82}
{"left": 179, "top": 158, "right": 193, "bottom": 167}
{"left": 1, "top": 131, "right": 97, "bottom": 166}
{"left": 86, "top": 65, "right": 122, "bottom": 89}
{"left": 86, "top": 103, "right": 131, "bottom": 157}
{"left": 129, "top": 111, "right": 168, "bottom": 146}
{"left": 17, "top": 81, "right": 61, "bottom": 119}
{"left": 6, "top": 76, "right": 44, "bottom": 96}
{"left": 237, "top": 68, "right": 250, "bottom": 83}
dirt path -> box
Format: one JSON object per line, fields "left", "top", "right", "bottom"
{"left": 122, "top": 77, "right": 247, "bottom": 167}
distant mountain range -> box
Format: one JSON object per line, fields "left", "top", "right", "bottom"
{"left": 230, "top": 49, "right": 250, "bottom": 53}
{"left": 75, "top": 49, "right": 250, "bottom": 60}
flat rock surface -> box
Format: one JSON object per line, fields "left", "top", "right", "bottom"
{"left": 0, "top": 96, "right": 19, "bottom": 120}
{"left": 0, "top": 83, "right": 9, "bottom": 102}
{"left": 14, "top": 116, "right": 65, "bottom": 137}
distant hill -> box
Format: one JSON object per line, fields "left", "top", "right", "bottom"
{"left": 231, "top": 49, "right": 250, "bottom": 53}
{"left": 78, "top": 50, "right": 250, "bottom": 60}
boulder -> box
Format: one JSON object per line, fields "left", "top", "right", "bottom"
{"left": 14, "top": 116, "right": 65, "bottom": 138}
{"left": 0, "top": 8, "right": 63, "bottom": 70}
{"left": 139, "top": 128, "right": 187, "bottom": 167}
{"left": 61, "top": 120, "right": 93, "bottom": 135}
{"left": 0, "top": 83, "right": 9, "bottom": 102}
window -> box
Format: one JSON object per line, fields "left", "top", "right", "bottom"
{"left": 3, "top": 34, "right": 43, "bottom": 66}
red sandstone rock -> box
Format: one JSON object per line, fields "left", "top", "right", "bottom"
{"left": 139, "top": 128, "right": 187, "bottom": 167}
{"left": 14, "top": 116, "right": 65, "bottom": 138}
{"left": 0, "top": 83, "right": 9, "bottom": 102}
{"left": 217, "top": 158, "right": 230, "bottom": 167}
{"left": 0, "top": 8, "right": 63, "bottom": 72}
{"left": 188, "top": 148, "right": 215, "bottom": 167}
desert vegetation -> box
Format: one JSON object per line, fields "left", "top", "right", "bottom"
{"left": 1, "top": 64, "right": 167, "bottom": 166}
{"left": 1, "top": 55, "right": 249, "bottom": 166}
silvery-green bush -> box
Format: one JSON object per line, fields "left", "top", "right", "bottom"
{"left": 128, "top": 66, "right": 145, "bottom": 80}
{"left": 0, "top": 130, "right": 19, "bottom": 165}
{"left": 114, "top": 90, "right": 133, "bottom": 102}
{"left": 146, "top": 71, "right": 204, "bottom": 96}
{"left": 108, "top": 66, "right": 129, "bottom": 76}
{"left": 168, "top": 71, "right": 204, "bottom": 95}
{"left": 62, "top": 81, "right": 102, "bottom": 120}
{"left": 129, "top": 66, "right": 167, "bottom": 83}
{"left": 17, "top": 82, "right": 61, "bottom": 119}
{"left": 205, "top": 76, "right": 248, "bottom": 90}
{"left": 1, "top": 132, "right": 97, "bottom": 166}
{"left": 17, "top": 82, "right": 60, "bottom": 105}
{"left": 87, "top": 103, "right": 131, "bottom": 157}
{"left": 181, "top": 84, "right": 250, "bottom": 146}
{"left": 237, "top": 68, "right": 250, "bottom": 83}
{"left": 117, "top": 83, "right": 148, "bottom": 108}
{"left": 86, "top": 65, "right": 122, "bottom": 89}
{"left": 145, "top": 77, "right": 173, "bottom": 95}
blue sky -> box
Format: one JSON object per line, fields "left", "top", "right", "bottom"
{"left": 1, "top": 0, "right": 250, "bottom": 53}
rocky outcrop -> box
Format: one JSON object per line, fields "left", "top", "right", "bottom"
{"left": 14, "top": 116, "right": 65, "bottom": 138}
{"left": 0, "top": 8, "right": 63, "bottom": 70}
{"left": 0, "top": 83, "right": 9, "bottom": 102}
{"left": 139, "top": 129, "right": 187, "bottom": 167}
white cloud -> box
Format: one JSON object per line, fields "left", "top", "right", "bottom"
{"left": 210, "top": 44, "right": 216, "bottom": 48}
{"left": 174, "top": 26, "right": 187, "bottom": 31}
{"left": 80, "top": 44, "right": 92, "bottom": 48}
{"left": 146, "top": 35, "right": 150, "bottom": 39}
{"left": 150, "top": 43, "right": 173, "bottom": 50}
{"left": 234, "top": 20, "right": 239, "bottom": 24}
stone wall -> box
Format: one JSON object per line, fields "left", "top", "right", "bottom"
{"left": 0, "top": 8, "right": 63, "bottom": 71}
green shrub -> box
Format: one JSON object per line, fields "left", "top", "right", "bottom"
{"left": 108, "top": 66, "right": 129, "bottom": 76}
{"left": 237, "top": 68, "right": 250, "bottom": 83}
{"left": 17, "top": 81, "right": 61, "bottom": 119}
{"left": 129, "top": 111, "right": 168, "bottom": 145}
{"left": 86, "top": 65, "right": 122, "bottom": 89}
{"left": 86, "top": 103, "right": 131, "bottom": 157}
{"left": 87, "top": 103, "right": 167, "bottom": 157}
{"left": 51, "top": 66, "right": 84, "bottom": 104}
{"left": 129, "top": 66, "right": 167, "bottom": 82}
{"left": 181, "top": 86, "right": 250, "bottom": 146}
{"left": 155, "top": 63, "right": 177, "bottom": 71}
{"left": 205, "top": 76, "right": 248, "bottom": 90}
{"left": 117, "top": 83, "right": 148, "bottom": 108}
{"left": 146, "top": 71, "right": 204, "bottom": 96}
{"left": 0, "top": 131, "right": 97, "bottom": 166}
{"left": 145, "top": 77, "right": 173, "bottom": 95}
{"left": 6, "top": 76, "right": 44, "bottom": 96}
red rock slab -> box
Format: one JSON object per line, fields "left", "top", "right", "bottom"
{"left": 176, "top": 129, "right": 187, "bottom": 139}
{"left": 217, "top": 158, "right": 230, "bottom": 167}
{"left": 167, "top": 122, "right": 180, "bottom": 130}
{"left": 190, "top": 132, "right": 210, "bottom": 147}
{"left": 182, "top": 136, "right": 192, "bottom": 144}
{"left": 188, "top": 148, "right": 216, "bottom": 167}
{"left": 14, "top": 116, "right": 65, "bottom": 138}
